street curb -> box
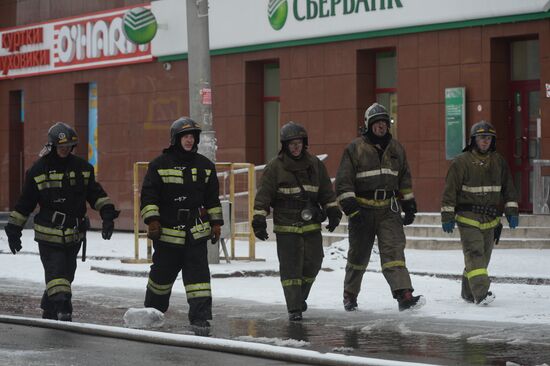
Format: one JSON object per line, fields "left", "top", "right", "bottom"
{"left": 0, "top": 315, "right": 430, "bottom": 366}
{"left": 405, "top": 271, "right": 550, "bottom": 285}
{"left": 90, "top": 266, "right": 334, "bottom": 278}
{"left": 89, "top": 265, "right": 550, "bottom": 285}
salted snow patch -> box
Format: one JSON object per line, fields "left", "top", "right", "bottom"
{"left": 123, "top": 307, "right": 165, "bottom": 329}
{"left": 236, "top": 336, "right": 309, "bottom": 348}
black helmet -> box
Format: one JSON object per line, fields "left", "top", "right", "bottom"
{"left": 364, "top": 102, "right": 391, "bottom": 130}
{"left": 280, "top": 121, "right": 308, "bottom": 147}
{"left": 170, "top": 117, "right": 201, "bottom": 146}
{"left": 467, "top": 120, "right": 496, "bottom": 151}
{"left": 47, "top": 122, "right": 78, "bottom": 147}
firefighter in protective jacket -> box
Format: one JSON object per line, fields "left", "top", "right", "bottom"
{"left": 335, "top": 102, "right": 424, "bottom": 312}
{"left": 140, "top": 117, "right": 223, "bottom": 335}
{"left": 4, "top": 122, "right": 119, "bottom": 321}
{"left": 252, "top": 121, "right": 342, "bottom": 321}
{"left": 441, "top": 120, "right": 518, "bottom": 305}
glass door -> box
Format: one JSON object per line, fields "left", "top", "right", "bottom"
{"left": 510, "top": 81, "right": 540, "bottom": 212}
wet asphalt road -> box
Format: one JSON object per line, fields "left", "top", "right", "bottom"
{"left": 0, "top": 322, "right": 308, "bottom": 366}
{"left": 1, "top": 278, "right": 550, "bottom": 365}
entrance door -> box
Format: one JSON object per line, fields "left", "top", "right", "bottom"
{"left": 509, "top": 81, "right": 540, "bottom": 212}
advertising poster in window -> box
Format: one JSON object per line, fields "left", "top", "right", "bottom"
{"left": 445, "top": 87, "right": 466, "bottom": 160}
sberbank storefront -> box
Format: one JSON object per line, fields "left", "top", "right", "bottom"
{"left": 1, "top": 0, "right": 549, "bottom": 226}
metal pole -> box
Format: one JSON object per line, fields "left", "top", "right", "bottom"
{"left": 133, "top": 163, "right": 140, "bottom": 261}
{"left": 248, "top": 164, "right": 256, "bottom": 260}
{"left": 186, "top": 0, "right": 216, "bottom": 163}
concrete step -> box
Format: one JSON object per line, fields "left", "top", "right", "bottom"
{"left": 239, "top": 213, "right": 550, "bottom": 249}
{"left": 319, "top": 231, "right": 550, "bottom": 249}
{"left": 404, "top": 236, "right": 550, "bottom": 250}
{"left": 412, "top": 213, "right": 550, "bottom": 227}
{"left": 404, "top": 224, "right": 550, "bottom": 239}
{"left": 324, "top": 221, "right": 550, "bottom": 239}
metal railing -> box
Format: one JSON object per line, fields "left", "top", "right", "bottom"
{"left": 533, "top": 159, "right": 550, "bottom": 214}
{"left": 126, "top": 161, "right": 257, "bottom": 264}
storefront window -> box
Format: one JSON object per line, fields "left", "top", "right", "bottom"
{"left": 376, "top": 51, "right": 396, "bottom": 88}
{"left": 511, "top": 40, "right": 539, "bottom": 81}
{"left": 375, "top": 51, "right": 397, "bottom": 136}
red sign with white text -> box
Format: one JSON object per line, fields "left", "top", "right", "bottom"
{"left": 0, "top": 5, "right": 153, "bottom": 79}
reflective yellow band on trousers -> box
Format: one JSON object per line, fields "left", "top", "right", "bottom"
{"left": 46, "top": 278, "right": 71, "bottom": 296}
{"left": 185, "top": 282, "right": 211, "bottom": 298}
{"left": 382, "top": 260, "right": 406, "bottom": 270}
{"left": 303, "top": 276, "right": 316, "bottom": 284}
{"left": 187, "top": 290, "right": 212, "bottom": 298}
{"left": 456, "top": 215, "right": 501, "bottom": 230}
{"left": 347, "top": 262, "right": 367, "bottom": 271}
{"left": 274, "top": 223, "right": 321, "bottom": 234}
{"left": 147, "top": 278, "right": 174, "bottom": 295}
{"left": 466, "top": 268, "right": 489, "bottom": 279}
{"left": 281, "top": 278, "right": 302, "bottom": 287}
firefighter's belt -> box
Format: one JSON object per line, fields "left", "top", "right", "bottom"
{"left": 39, "top": 208, "right": 87, "bottom": 229}
{"left": 274, "top": 200, "right": 308, "bottom": 209}
{"left": 456, "top": 204, "right": 501, "bottom": 218}
{"left": 357, "top": 189, "right": 397, "bottom": 201}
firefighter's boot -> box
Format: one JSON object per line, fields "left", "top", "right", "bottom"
{"left": 191, "top": 319, "right": 211, "bottom": 336}
{"left": 343, "top": 291, "right": 358, "bottom": 312}
{"left": 397, "top": 290, "right": 426, "bottom": 311}
{"left": 288, "top": 311, "right": 302, "bottom": 321}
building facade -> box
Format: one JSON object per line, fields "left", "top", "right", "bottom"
{"left": 1, "top": 0, "right": 549, "bottom": 229}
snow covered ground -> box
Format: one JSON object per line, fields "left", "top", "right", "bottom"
{"left": 1, "top": 229, "right": 549, "bottom": 327}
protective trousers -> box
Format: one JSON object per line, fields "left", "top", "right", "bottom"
{"left": 458, "top": 225, "right": 494, "bottom": 303}
{"left": 38, "top": 241, "right": 82, "bottom": 318}
{"left": 275, "top": 231, "right": 324, "bottom": 313}
{"left": 344, "top": 207, "right": 412, "bottom": 298}
{"left": 145, "top": 240, "right": 212, "bottom": 323}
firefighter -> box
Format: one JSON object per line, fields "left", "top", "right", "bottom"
{"left": 335, "top": 102, "right": 424, "bottom": 312}
{"left": 252, "top": 121, "right": 342, "bottom": 321}
{"left": 441, "top": 120, "right": 518, "bottom": 305}
{"left": 140, "top": 117, "right": 223, "bottom": 336}
{"left": 3, "top": 122, "right": 119, "bottom": 321}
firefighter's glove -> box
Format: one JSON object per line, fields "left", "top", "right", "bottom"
{"left": 102, "top": 220, "right": 115, "bottom": 240}
{"left": 4, "top": 223, "right": 22, "bottom": 255}
{"left": 349, "top": 209, "right": 366, "bottom": 226}
{"left": 100, "top": 206, "right": 120, "bottom": 240}
{"left": 325, "top": 206, "right": 342, "bottom": 233}
{"left": 211, "top": 224, "right": 221, "bottom": 244}
{"left": 506, "top": 215, "right": 518, "bottom": 229}
{"left": 442, "top": 220, "right": 455, "bottom": 233}
{"left": 252, "top": 215, "right": 269, "bottom": 241}
{"left": 402, "top": 212, "right": 415, "bottom": 226}
{"left": 147, "top": 220, "right": 162, "bottom": 240}
{"left": 400, "top": 199, "right": 417, "bottom": 226}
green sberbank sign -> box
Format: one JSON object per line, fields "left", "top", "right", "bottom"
{"left": 268, "top": 0, "right": 404, "bottom": 30}
{"left": 123, "top": 7, "right": 158, "bottom": 44}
